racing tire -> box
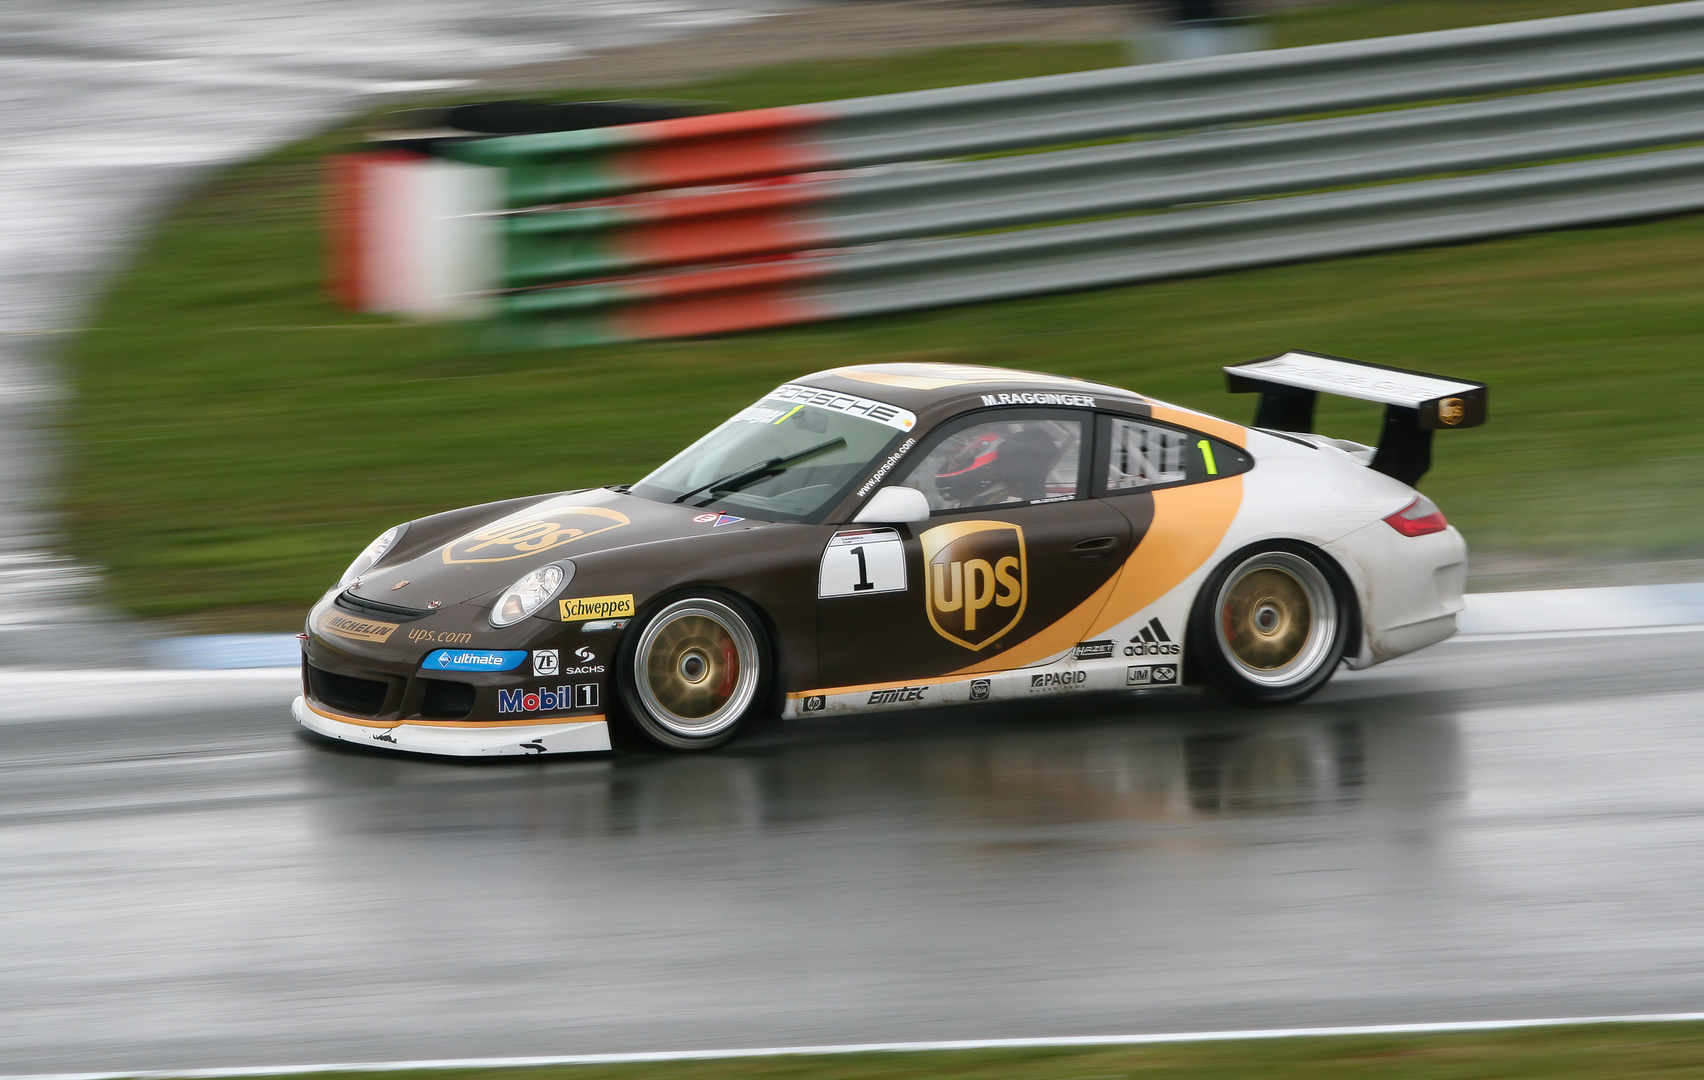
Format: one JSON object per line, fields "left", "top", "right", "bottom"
{"left": 615, "top": 593, "right": 770, "bottom": 751}
{"left": 1187, "top": 541, "right": 1352, "bottom": 708}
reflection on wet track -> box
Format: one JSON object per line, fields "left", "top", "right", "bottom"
{"left": 2, "top": 631, "right": 1703, "bottom": 1072}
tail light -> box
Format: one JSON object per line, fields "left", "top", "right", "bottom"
{"left": 1384, "top": 495, "right": 1448, "bottom": 537}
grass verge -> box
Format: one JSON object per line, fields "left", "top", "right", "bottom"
{"left": 62, "top": 1, "right": 1704, "bottom": 627}
{"left": 164, "top": 1021, "right": 1704, "bottom": 1079}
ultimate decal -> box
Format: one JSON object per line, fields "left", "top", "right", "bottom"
{"left": 921, "top": 520, "right": 1026, "bottom": 651}
{"left": 443, "top": 504, "right": 630, "bottom": 564}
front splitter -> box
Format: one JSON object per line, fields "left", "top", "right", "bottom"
{"left": 293, "top": 696, "right": 612, "bottom": 756}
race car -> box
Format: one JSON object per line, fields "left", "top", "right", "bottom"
{"left": 294, "top": 352, "right": 1485, "bottom": 756}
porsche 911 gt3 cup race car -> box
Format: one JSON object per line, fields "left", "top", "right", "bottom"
{"left": 294, "top": 352, "right": 1485, "bottom": 756}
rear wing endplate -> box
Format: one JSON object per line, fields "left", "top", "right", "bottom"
{"left": 1225, "top": 350, "right": 1486, "bottom": 487}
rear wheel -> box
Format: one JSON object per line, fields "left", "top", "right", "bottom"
{"left": 1188, "top": 543, "right": 1351, "bottom": 707}
{"left": 617, "top": 595, "right": 768, "bottom": 751}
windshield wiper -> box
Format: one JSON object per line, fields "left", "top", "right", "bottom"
{"left": 672, "top": 437, "right": 847, "bottom": 505}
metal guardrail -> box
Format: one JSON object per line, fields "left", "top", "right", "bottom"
{"left": 334, "top": 1, "right": 1704, "bottom": 342}
{"left": 500, "top": 73, "right": 1704, "bottom": 285}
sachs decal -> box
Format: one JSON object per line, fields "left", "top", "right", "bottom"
{"left": 443, "top": 504, "right": 630, "bottom": 564}
{"left": 920, "top": 519, "right": 1026, "bottom": 651}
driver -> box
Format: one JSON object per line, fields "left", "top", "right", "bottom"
{"left": 934, "top": 426, "right": 1060, "bottom": 505}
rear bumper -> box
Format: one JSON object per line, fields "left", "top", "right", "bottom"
{"left": 294, "top": 695, "right": 611, "bottom": 756}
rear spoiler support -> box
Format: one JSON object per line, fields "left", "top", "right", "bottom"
{"left": 1226, "top": 350, "right": 1486, "bottom": 487}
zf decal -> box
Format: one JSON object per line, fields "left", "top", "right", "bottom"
{"left": 1127, "top": 664, "right": 1178, "bottom": 686}
{"left": 498, "top": 684, "right": 599, "bottom": 714}
{"left": 443, "top": 504, "right": 630, "bottom": 564}
{"left": 868, "top": 686, "right": 927, "bottom": 705}
{"left": 920, "top": 520, "right": 1025, "bottom": 651}
{"left": 532, "top": 649, "right": 559, "bottom": 676}
{"left": 819, "top": 528, "right": 907, "bottom": 598}
{"left": 1125, "top": 617, "right": 1179, "bottom": 656}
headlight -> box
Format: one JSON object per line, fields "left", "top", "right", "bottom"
{"left": 339, "top": 525, "right": 405, "bottom": 587}
{"left": 491, "top": 562, "right": 573, "bottom": 627}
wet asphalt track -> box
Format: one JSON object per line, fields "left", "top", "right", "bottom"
{"left": 4, "top": 628, "right": 1704, "bottom": 1072}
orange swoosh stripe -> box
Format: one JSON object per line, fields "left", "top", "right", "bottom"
{"left": 1088, "top": 476, "right": 1243, "bottom": 638}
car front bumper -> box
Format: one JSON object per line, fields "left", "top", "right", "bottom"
{"left": 293, "top": 695, "right": 611, "bottom": 756}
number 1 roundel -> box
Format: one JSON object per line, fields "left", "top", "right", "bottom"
{"left": 818, "top": 528, "right": 907, "bottom": 597}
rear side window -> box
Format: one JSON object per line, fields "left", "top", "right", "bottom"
{"left": 1106, "top": 418, "right": 1190, "bottom": 490}
{"left": 1096, "top": 416, "right": 1251, "bottom": 494}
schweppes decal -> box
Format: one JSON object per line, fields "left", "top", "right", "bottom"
{"left": 920, "top": 520, "right": 1026, "bottom": 651}
{"left": 444, "top": 504, "right": 630, "bottom": 564}
{"left": 559, "top": 594, "right": 635, "bottom": 621}
{"left": 317, "top": 611, "right": 398, "bottom": 643}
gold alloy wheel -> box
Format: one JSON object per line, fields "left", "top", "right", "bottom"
{"left": 634, "top": 598, "right": 760, "bottom": 738}
{"left": 1213, "top": 551, "right": 1338, "bottom": 687}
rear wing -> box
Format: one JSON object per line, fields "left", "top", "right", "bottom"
{"left": 1225, "top": 350, "right": 1486, "bottom": 487}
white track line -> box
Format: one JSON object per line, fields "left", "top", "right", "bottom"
{"left": 13, "top": 1012, "right": 1704, "bottom": 1080}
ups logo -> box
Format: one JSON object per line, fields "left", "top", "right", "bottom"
{"left": 443, "top": 504, "right": 630, "bottom": 564}
{"left": 920, "top": 520, "right": 1026, "bottom": 650}
{"left": 1436, "top": 396, "right": 1466, "bottom": 426}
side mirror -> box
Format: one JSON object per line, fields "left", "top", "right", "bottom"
{"left": 852, "top": 486, "right": 930, "bottom": 524}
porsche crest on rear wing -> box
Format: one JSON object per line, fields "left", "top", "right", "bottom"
{"left": 1225, "top": 350, "right": 1486, "bottom": 487}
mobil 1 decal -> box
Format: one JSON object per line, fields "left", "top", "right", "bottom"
{"left": 819, "top": 528, "right": 906, "bottom": 597}
{"left": 920, "top": 520, "right": 1025, "bottom": 650}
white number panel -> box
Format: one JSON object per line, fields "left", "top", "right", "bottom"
{"left": 819, "top": 528, "right": 907, "bottom": 597}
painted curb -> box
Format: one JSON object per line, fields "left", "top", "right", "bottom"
{"left": 145, "top": 583, "right": 1704, "bottom": 670}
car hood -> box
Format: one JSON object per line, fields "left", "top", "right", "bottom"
{"left": 341, "top": 488, "right": 745, "bottom": 610}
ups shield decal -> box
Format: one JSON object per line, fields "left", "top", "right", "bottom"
{"left": 921, "top": 520, "right": 1026, "bottom": 650}
{"left": 443, "top": 505, "right": 630, "bottom": 564}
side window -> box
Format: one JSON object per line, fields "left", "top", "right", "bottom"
{"left": 901, "top": 414, "right": 1084, "bottom": 512}
{"left": 1105, "top": 418, "right": 1190, "bottom": 491}
{"left": 1097, "top": 414, "right": 1253, "bottom": 494}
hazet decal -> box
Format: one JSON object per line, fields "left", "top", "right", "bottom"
{"left": 1073, "top": 640, "right": 1115, "bottom": 660}
{"left": 444, "top": 504, "right": 630, "bottom": 564}
{"left": 920, "top": 520, "right": 1025, "bottom": 651}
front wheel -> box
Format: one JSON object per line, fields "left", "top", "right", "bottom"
{"left": 1188, "top": 543, "right": 1352, "bottom": 707}
{"left": 616, "top": 595, "right": 769, "bottom": 751}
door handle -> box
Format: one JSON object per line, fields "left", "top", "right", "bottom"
{"left": 1070, "top": 536, "right": 1120, "bottom": 561}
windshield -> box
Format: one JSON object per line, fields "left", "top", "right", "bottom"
{"left": 630, "top": 384, "right": 917, "bottom": 522}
